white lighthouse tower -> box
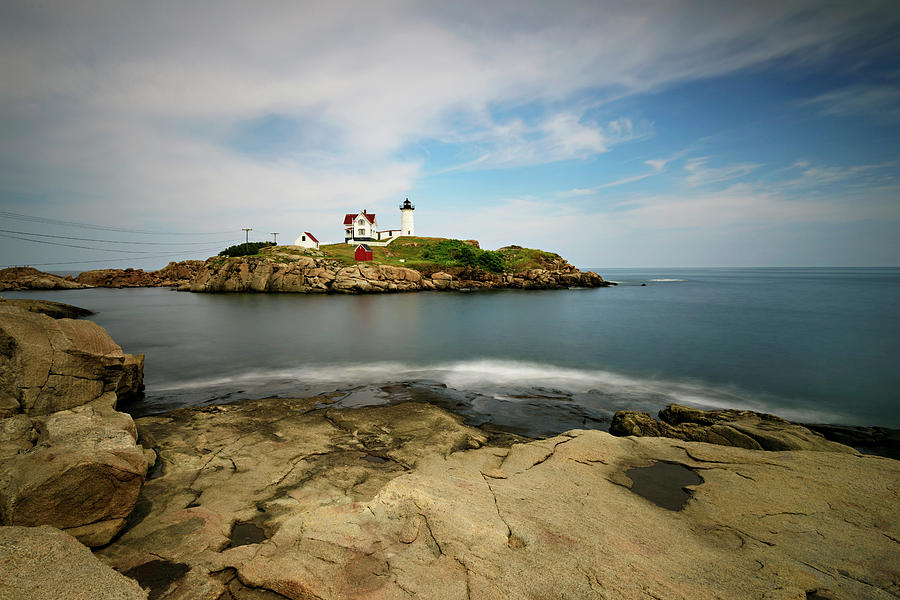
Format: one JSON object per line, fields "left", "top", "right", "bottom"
{"left": 400, "top": 198, "right": 415, "bottom": 236}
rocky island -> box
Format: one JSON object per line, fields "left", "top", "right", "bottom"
{"left": 1, "top": 237, "right": 613, "bottom": 294}
{"left": 1, "top": 299, "right": 898, "bottom": 599}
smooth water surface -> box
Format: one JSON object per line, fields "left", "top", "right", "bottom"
{"left": 5, "top": 267, "right": 899, "bottom": 431}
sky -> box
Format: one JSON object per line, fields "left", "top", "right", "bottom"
{"left": 1, "top": 1, "right": 899, "bottom": 269}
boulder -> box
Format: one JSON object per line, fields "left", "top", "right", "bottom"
{"left": 0, "top": 525, "right": 148, "bottom": 600}
{"left": 96, "top": 398, "right": 899, "bottom": 600}
{"left": 0, "top": 267, "right": 89, "bottom": 291}
{"left": 0, "top": 305, "right": 127, "bottom": 415}
{"left": 0, "top": 303, "right": 149, "bottom": 547}
{"left": 611, "top": 403, "right": 857, "bottom": 453}
{"left": 0, "top": 393, "right": 148, "bottom": 546}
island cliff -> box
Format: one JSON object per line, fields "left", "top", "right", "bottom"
{"left": 189, "top": 249, "right": 609, "bottom": 294}
{"left": 2, "top": 238, "right": 613, "bottom": 294}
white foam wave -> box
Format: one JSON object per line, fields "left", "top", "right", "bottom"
{"left": 151, "top": 359, "right": 844, "bottom": 424}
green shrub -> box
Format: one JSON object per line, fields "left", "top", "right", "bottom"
{"left": 421, "top": 240, "right": 505, "bottom": 273}
{"left": 218, "top": 242, "right": 275, "bottom": 257}
{"left": 476, "top": 250, "right": 504, "bottom": 273}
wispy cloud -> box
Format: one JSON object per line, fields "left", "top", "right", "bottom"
{"left": 1, "top": 1, "right": 898, "bottom": 266}
{"left": 683, "top": 157, "right": 762, "bottom": 186}
{"left": 440, "top": 115, "right": 650, "bottom": 172}
{"left": 803, "top": 84, "right": 900, "bottom": 119}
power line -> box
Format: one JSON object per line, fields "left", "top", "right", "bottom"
{"left": 0, "top": 228, "right": 236, "bottom": 245}
{"left": 0, "top": 211, "right": 235, "bottom": 235}
{"left": 0, "top": 231, "right": 239, "bottom": 255}
{"left": 1, "top": 246, "right": 228, "bottom": 268}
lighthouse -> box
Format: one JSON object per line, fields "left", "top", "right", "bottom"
{"left": 400, "top": 198, "right": 415, "bottom": 236}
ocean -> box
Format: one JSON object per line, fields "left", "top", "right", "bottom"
{"left": 5, "top": 267, "right": 898, "bottom": 435}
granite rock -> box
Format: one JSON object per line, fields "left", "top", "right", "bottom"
{"left": 0, "top": 267, "right": 88, "bottom": 291}
{"left": 97, "top": 398, "right": 899, "bottom": 600}
{"left": 0, "top": 393, "right": 148, "bottom": 546}
{"left": 611, "top": 403, "right": 857, "bottom": 453}
{"left": 0, "top": 525, "right": 148, "bottom": 600}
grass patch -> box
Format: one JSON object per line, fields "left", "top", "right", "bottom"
{"left": 497, "top": 246, "right": 566, "bottom": 272}
{"left": 222, "top": 237, "right": 574, "bottom": 274}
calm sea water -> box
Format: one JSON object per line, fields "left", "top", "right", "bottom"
{"left": 5, "top": 267, "right": 899, "bottom": 434}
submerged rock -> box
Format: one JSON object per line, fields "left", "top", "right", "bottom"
{"left": 96, "top": 397, "right": 899, "bottom": 600}
{"left": 610, "top": 403, "right": 857, "bottom": 453}
{"left": 0, "top": 525, "right": 148, "bottom": 600}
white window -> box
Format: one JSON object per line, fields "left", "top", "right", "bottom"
{"left": 358, "top": 218, "right": 364, "bottom": 225}
{"left": 358, "top": 228, "right": 365, "bottom": 236}
{"left": 301, "top": 235, "right": 306, "bottom": 241}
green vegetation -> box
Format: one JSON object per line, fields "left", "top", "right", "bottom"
{"left": 496, "top": 245, "right": 564, "bottom": 272}
{"left": 219, "top": 242, "right": 275, "bottom": 257}
{"left": 420, "top": 239, "right": 504, "bottom": 273}
{"left": 204, "top": 237, "right": 569, "bottom": 274}
{"left": 311, "top": 237, "right": 564, "bottom": 274}
{"left": 317, "top": 237, "right": 495, "bottom": 271}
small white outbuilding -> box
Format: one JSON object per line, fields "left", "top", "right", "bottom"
{"left": 294, "top": 231, "right": 320, "bottom": 249}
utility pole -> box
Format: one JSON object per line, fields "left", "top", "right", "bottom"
{"left": 242, "top": 228, "right": 252, "bottom": 244}
{"left": 270, "top": 232, "right": 279, "bottom": 245}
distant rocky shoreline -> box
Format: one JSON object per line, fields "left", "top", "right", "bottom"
{"left": 1, "top": 250, "right": 612, "bottom": 294}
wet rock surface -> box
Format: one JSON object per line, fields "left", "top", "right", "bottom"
{"left": 803, "top": 423, "right": 900, "bottom": 461}
{"left": 96, "top": 397, "right": 899, "bottom": 600}
{"left": 624, "top": 461, "right": 703, "bottom": 511}
{"left": 611, "top": 403, "right": 858, "bottom": 454}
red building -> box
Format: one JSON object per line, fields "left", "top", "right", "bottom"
{"left": 354, "top": 243, "right": 373, "bottom": 262}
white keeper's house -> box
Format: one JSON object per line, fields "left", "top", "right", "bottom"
{"left": 293, "top": 231, "right": 319, "bottom": 249}
{"left": 343, "top": 198, "right": 415, "bottom": 246}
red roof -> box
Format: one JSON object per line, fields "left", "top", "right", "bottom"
{"left": 304, "top": 231, "right": 319, "bottom": 243}
{"left": 343, "top": 211, "right": 376, "bottom": 225}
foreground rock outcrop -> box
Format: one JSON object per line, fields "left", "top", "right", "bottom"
{"left": 0, "top": 300, "right": 149, "bottom": 546}
{"left": 0, "top": 297, "right": 93, "bottom": 319}
{"left": 189, "top": 253, "right": 610, "bottom": 294}
{"left": 96, "top": 397, "right": 899, "bottom": 600}
{"left": 0, "top": 302, "right": 144, "bottom": 415}
{"left": 0, "top": 266, "right": 88, "bottom": 291}
{"left": 0, "top": 525, "right": 148, "bottom": 600}
{"left": 610, "top": 403, "right": 858, "bottom": 453}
